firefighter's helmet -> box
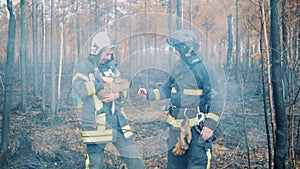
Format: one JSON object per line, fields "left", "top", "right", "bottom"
{"left": 90, "top": 32, "right": 116, "bottom": 56}
{"left": 167, "top": 29, "right": 199, "bottom": 57}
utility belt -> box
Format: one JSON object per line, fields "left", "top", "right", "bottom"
{"left": 166, "top": 105, "right": 206, "bottom": 129}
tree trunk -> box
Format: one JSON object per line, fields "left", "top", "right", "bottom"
{"left": 260, "top": 0, "right": 276, "bottom": 145}
{"left": 167, "top": 0, "right": 173, "bottom": 69}
{"left": 114, "top": 0, "right": 118, "bottom": 63}
{"left": 1, "top": 0, "right": 16, "bottom": 165}
{"left": 41, "top": 0, "right": 46, "bottom": 111}
{"left": 235, "top": 0, "right": 239, "bottom": 74}
{"left": 32, "top": 0, "right": 39, "bottom": 96}
{"left": 259, "top": 2, "right": 273, "bottom": 168}
{"left": 225, "top": 14, "right": 233, "bottom": 76}
{"left": 95, "top": 0, "right": 100, "bottom": 31}
{"left": 270, "top": 0, "right": 288, "bottom": 168}
{"left": 189, "top": 0, "right": 192, "bottom": 30}
{"left": 20, "top": 0, "right": 28, "bottom": 112}
{"left": 57, "top": 23, "right": 64, "bottom": 103}
{"left": 50, "top": 0, "right": 57, "bottom": 115}
{"left": 176, "top": 0, "right": 182, "bottom": 30}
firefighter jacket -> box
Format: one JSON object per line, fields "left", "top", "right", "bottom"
{"left": 146, "top": 55, "right": 221, "bottom": 132}
{"left": 72, "top": 57, "right": 133, "bottom": 144}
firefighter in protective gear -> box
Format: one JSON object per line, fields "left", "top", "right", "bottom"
{"left": 138, "top": 29, "right": 221, "bottom": 169}
{"left": 73, "top": 32, "right": 145, "bottom": 169}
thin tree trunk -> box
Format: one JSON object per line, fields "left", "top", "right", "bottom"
{"left": 167, "top": 0, "right": 173, "bottom": 70}
{"left": 226, "top": 14, "right": 233, "bottom": 76}
{"left": 259, "top": 2, "right": 273, "bottom": 167}
{"left": 189, "top": 0, "right": 192, "bottom": 30}
{"left": 32, "top": 0, "right": 39, "bottom": 96}
{"left": 95, "top": 0, "right": 99, "bottom": 31}
{"left": 176, "top": 0, "right": 182, "bottom": 30}
{"left": 1, "top": 0, "right": 16, "bottom": 165}
{"left": 57, "top": 23, "right": 64, "bottom": 103}
{"left": 235, "top": 0, "right": 239, "bottom": 74}
{"left": 20, "top": 0, "right": 28, "bottom": 112}
{"left": 281, "top": 0, "right": 294, "bottom": 167}
{"left": 114, "top": 0, "right": 118, "bottom": 63}
{"left": 261, "top": 0, "right": 276, "bottom": 144}
{"left": 41, "top": 0, "right": 46, "bottom": 111}
{"left": 270, "top": 0, "right": 288, "bottom": 168}
{"left": 50, "top": 0, "right": 57, "bottom": 115}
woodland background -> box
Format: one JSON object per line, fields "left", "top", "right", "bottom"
{"left": 0, "top": 0, "right": 299, "bottom": 168}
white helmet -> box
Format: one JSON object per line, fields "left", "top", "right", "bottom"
{"left": 89, "top": 32, "right": 116, "bottom": 56}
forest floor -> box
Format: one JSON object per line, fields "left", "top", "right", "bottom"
{"left": 0, "top": 65, "right": 299, "bottom": 169}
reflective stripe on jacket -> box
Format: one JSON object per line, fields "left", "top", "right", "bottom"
{"left": 72, "top": 59, "right": 132, "bottom": 143}
{"left": 147, "top": 58, "right": 220, "bottom": 130}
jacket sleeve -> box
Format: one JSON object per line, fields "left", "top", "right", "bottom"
{"left": 147, "top": 76, "right": 174, "bottom": 101}
{"left": 72, "top": 67, "right": 104, "bottom": 98}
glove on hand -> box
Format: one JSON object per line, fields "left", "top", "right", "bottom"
{"left": 172, "top": 119, "right": 192, "bottom": 155}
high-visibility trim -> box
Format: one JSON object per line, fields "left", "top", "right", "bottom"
{"left": 97, "top": 113, "right": 106, "bottom": 130}
{"left": 85, "top": 155, "right": 90, "bottom": 169}
{"left": 93, "top": 95, "right": 103, "bottom": 111}
{"left": 166, "top": 114, "right": 203, "bottom": 128}
{"left": 153, "top": 89, "right": 160, "bottom": 100}
{"left": 72, "top": 73, "right": 89, "bottom": 82}
{"left": 166, "top": 114, "right": 183, "bottom": 128}
{"left": 171, "top": 87, "right": 177, "bottom": 93}
{"left": 206, "top": 112, "right": 219, "bottom": 122}
{"left": 82, "top": 129, "right": 113, "bottom": 137}
{"left": 122, "top": 125, "right": 133, "bottom": 138}
{"left": 82, "top": 127, "right": 113, "bottom": 143}
{"left": 82, "top": 135, "right": 113, "bottom": 143}
{"left": 77, "top": 103, "right": 83, "bottom": 109}
{"left": 183, "top": 89, "right": 203, "bottom": 96}
{"left": 206, "top": 148, "right": 212, "bottom": 169}
{"left": 85, "top": 81, "right": 96, "bottom": 95}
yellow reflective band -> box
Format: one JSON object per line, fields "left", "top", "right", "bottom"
{"left": 82, "top": 129, "right": 113, "bottom": 137}
{"left": 206, "top": 148, "right": 212, "bottom": 169}
{"left": 171, "top": 87, "right": 177, "bottom": 93}
{"left": 122, "top": 125, "right": 133, "bottom": 138}
{"left": 97, "top": 114, "right": 106, "bottom": 124}
{"left": 77, "top": 103, "right": 83, "bottom": 109}
{"left": 93, "top": 95, "right": 103, "bottom": 111}
{"left": 153, "top": 89, "right": 161, "bottom": 100}
{"left": 206, "top": 112, "right": 219, "bottom": 122}
{"left": 73, "top": 73, "right": 89, "bottom": 82}
{"left": 85, "top": 81, "right": 96, "bottom": 95}
{"left": 82, "top": 135, "right": 113, "bottom": 143}
{"left": 166, "top": 114, "right": 175, "bottom": 125}
{"left": 85, "top": 155, "right": 90, "bottom": 169}
{"left": 183, "top": 89, "right": 203, "bottom": 96}
{"left": 97, "top": 114, "right": 106, "bottom": 130}
{"left": 166, "top": 114, "right": 183, "bottom": 128}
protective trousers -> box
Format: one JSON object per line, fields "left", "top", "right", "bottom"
{"left": 86, "top": 130, "right": 145, "bottom": 169}
{"left": 167, "top": 127, "right": 212, "bottom": 169}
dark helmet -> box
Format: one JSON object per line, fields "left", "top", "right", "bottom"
{"left": 90, "top": 32, "right": 116, "bottom": 56}
{"left": 167, "top": 29, "right": 200, "bottom": 57}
